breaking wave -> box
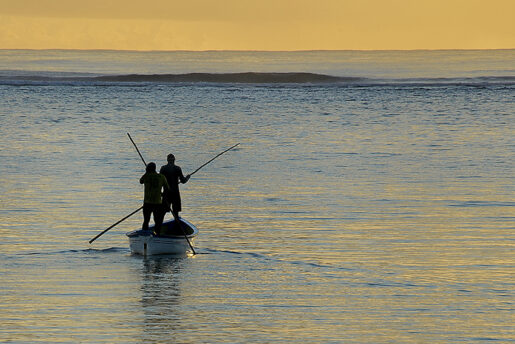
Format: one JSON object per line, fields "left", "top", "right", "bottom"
{"left": 0, "top": 71, "right": 514, "bottom": 86}
{"left": 95, "top": 72, "right": 355, "bottom": 83}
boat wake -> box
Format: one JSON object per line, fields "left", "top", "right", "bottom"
{"left": 202, "top": 248, "right": 355, "bottom": 271}
{"left": 18, "top": 247, "right": 129, "bottom": 256}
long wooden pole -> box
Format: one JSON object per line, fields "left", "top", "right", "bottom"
{"left": 88, "top": 133, "right": 148, "bottom": 244}
{"left": 189, "top": 143, "right": 240, "bottom": 177}
{"left": 89, "top": 206, "right": 143, "bottom": 244}
{"left": 127, "top": 132, "right": 147, "bottom": 166}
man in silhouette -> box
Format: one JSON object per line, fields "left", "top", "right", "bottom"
{"left": 140, "top": 162, "right": 169, "bottom": 235}
{"left": 160, "top": 154, "right": 190, "bottom": 221}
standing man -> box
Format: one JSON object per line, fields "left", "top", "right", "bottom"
{"left": 160, "top": 153, "right": 190, "bottom": 220}
{"left": 140, "top": 162, "right": 169, "bottom": 235}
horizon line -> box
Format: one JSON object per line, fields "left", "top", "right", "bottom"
{"left": 1, "top": 48, "right": 514, "bottom": 53}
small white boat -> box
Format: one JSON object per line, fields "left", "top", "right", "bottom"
{"left": 126, "top": 217, "right": 198, "bottom": 256}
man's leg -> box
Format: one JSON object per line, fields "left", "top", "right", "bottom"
{"left": 142, "top": 203, "right": 151, "bottom": 231}
{"left": 171, "top": 196, "right": 183, "bottom": 233}
{"left": 162, "top": 192, "right": 172, "bottom": 213}
{"left": 171, "top": 193, "right": 182, "bottom": 220}
{"left": 154, "top": 204, "right": 165, "bottom": 235}
{"left": 172, "top": 209, "right": 179, "bottom": 221}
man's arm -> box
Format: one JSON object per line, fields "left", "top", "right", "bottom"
{"left": 140, "top": 173, "right": 146, "bottom": 184}
{"left": 178, "top": 167, "right": 190, "bottom": 184}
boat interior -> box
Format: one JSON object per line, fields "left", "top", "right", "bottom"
{"left": 153, "top": 219, "right": 195, "bottom": 236}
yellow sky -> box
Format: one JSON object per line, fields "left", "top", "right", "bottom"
{"left": 0, "top": 0, "right": 513, "bottom": 50}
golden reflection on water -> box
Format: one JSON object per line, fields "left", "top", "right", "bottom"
{"left": 1, "top": 253, "right": 144, "bottom": 343}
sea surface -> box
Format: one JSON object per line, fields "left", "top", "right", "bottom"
{"left": 0, "top": 49, "right": 514, "bottom": 343}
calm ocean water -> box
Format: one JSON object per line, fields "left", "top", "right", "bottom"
{"left": 0, "top": 50, "right": 514, "bottom": 343}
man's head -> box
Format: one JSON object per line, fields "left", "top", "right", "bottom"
{"left": 167, "top": 154, "right": 175, "bottom": 163}
{"left": 146, "top": 162, "right": 156, "bottom": 173}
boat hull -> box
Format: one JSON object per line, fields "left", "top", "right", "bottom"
{"left": 126, "top": 218, "right": 198, "bottom": 256}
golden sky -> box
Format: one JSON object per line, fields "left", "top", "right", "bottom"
{"left": 0, "top": 0, "right": 513, "bottom": 50}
